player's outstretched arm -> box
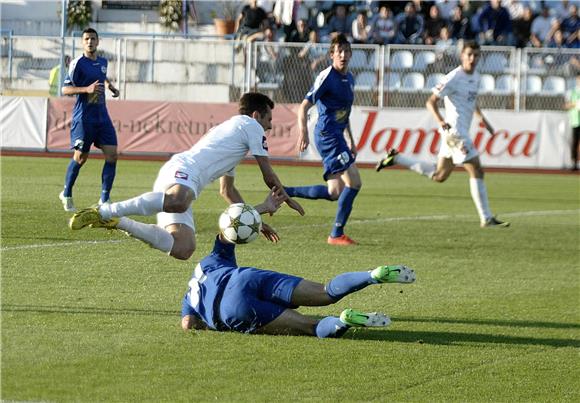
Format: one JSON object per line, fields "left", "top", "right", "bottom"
{"left": 254, "top": 155, "right": 305, "bottom": 216}
{"left": 426, "top": 93, "right": 448, "bottom": 129}
{"left": 475, "top": 105, "right": 494, "bottom": 135}
{"left": 105, "top": 79, "right": 120, "bottom": 98}
{"left": 297, "top": 99, "right": 313, "bottom": 152}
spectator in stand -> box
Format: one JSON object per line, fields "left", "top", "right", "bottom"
{"left": 547, "top": 28, "right": 566, "bottom": 48}
{"left": 287, "top": 18, "right": 311, "bottom": 43}
{"left": 255, "top": 26, "right": 280, "bottom": 83}
{"left": 48, "top": 55, "right": 71, "bottom": 97}
{"left": 449, "top": 5, "right": 476, "bottom": 41}
{"left": 424, "top": 4, "right": 448, "bottom": 44}
{"left": 235, "top": 0, "right": 269, "bottom": 41}
{"left": 477, "top": 0, "right": 513, "bottom": 45}
{"left": 327, "top": 4, "right": 352, "bottom": 39}
{"left": 512, "top": 6, "right": 534, "bottom": 48}
{"left": 396, "top": 2, "right": 425, "bottom": 44}
{"left": 530, "top": 6, "right": 557, "bottom": 47}
{"left": 566, "top": 28, "right": 579, "bottom": 48}
{"left": 370, "top": 5, "right": 397, "bottom": 45}
{"left": 351, "top": 11, "right": 371, "bottom": 43}
{"left": 552, "top": 0, "right": 573, "bottom": 20}
{"left": 436, "top": 0, "right": 459, "bottom": 20}
{"left": 502, "top": 0, "right": 525, "bottom": 21}
{"left": 561, "top": 4, "right": 579, "bottom": 42}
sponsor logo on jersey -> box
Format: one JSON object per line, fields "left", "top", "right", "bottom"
{"left": 175, "top": 171, "right": 188, "bottom": 180}
{"left": 101, "top": 66, "right": 107, "bottom": 74}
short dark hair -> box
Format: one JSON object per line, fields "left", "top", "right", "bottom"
{"left": 82, "top": 28, "right": 99, "bottom": 39}
{"left": 238, "top": 92, "right": 274, "bottom": 116}
{"left": 462, "top": 40, "right": 480, "bottom": 52}
{"left": 329, "top": 33, "right": 351, "bottom": 54}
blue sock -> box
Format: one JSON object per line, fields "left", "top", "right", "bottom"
{"left": 315, "top": 316, "right": 349, "bottom": 338}
{"left": 284, "top": 185, "right": 332, "bottom": 200}
{"left": 331, "top": 187, "right": 359, "bottom": 237}
{"left": 63, "top": 159, "right": 82, "bottom": 197}
{"left": 100, "top": 161, "right": 117, "bottom": 203}
{"left": 325, "top": 271, "right": 373, "bottom": 301}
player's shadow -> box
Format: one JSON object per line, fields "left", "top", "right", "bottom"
{"left": 1, "top": 304, "right": 178, "bottom": 317}
{"left": 344, "top": 328, "right": 580, "bottom": 348}
{"left": 340, "top": 315, "right": 580, "bottom": 347}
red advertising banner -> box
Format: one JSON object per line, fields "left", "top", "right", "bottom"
{"left": 46, "top": 99, "right": 300, "bottom": 157}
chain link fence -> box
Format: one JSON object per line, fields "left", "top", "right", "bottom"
{"left": 1, "top": 30, "right": 577, "bottom": 111}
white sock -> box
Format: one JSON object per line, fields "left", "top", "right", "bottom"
{"left": 395, "top": 154, "right": 436, "bottom": 178}
{"left": 469, "top": 178, "right": 493, "bottom": 223}
{"left": 99, "top": 191, "right": 165, "bottom": 220}
{"left": 117, "top": 217, "right": 174, "bottom": 253}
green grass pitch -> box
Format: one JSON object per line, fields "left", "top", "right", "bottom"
{"left": 2, "top": 155, "right": 579, "bottom": 401}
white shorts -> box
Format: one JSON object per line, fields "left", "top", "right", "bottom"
{"left": 152, "top": 159, "right": 201, "bottom": 231}
{"left": 438, "top": 135, "right": 479, "bottom": 165}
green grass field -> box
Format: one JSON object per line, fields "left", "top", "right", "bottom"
{"left": 2, "top": 156, "right": 579, "bottom": 402}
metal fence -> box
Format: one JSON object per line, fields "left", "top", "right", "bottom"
{"left": 1, "top": 30, "right": 577, "bottom": 111}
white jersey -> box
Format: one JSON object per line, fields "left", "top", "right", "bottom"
{"left": 162, "top": 115, "right": 269, "bottom": 197}
{"left": 432, "top": 66, "right": 480, "bottom": 138}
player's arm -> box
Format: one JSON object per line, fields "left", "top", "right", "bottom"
{"left": 254, "top": 155, "right": 305, "bottom": 216}
{"left": 105, "top": 78, "right": 120, "bottom": 98}
{"left": 220, "top": 174, "right": 281, "bottom": 242}
{"left": 219, "top": 175, "right": 244, "bottom": 204}
{"left": 474, "top": 105, "right": 494, "bottom": 135}
{"left": 425, "top": 93, "right": 450, "bottom": 130}
{"left": 297, "top": 99, "right": 313, "bottom": 152}
{"left": 344, "top": 123, "right": 357, "bottom": 157}
{"left": 62, "top": 79, "right": 101, "bottom": 96}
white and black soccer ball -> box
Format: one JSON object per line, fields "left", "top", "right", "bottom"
{"left": 219, "top": 203, "right": 262, "bottom": 244}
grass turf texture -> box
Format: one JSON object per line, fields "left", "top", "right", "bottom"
{"left": 2, "top": 156, "right": 579, "bottom": 402}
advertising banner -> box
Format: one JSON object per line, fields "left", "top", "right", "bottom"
{"left": 301, "top": 108, "right": 571, "bottom": 169}
{"left": 46, "top": 99, "right": 299, "bottom": 157}
{"left": 0, "top": 96, "right": 47, "bottom": 150}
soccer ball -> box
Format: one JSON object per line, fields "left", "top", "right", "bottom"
{"left": 219, "top": 203, "right": 262, "bottom": 244}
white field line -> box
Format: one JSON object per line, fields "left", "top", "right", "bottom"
{"left": 1, "top": 209, "right": 578, "bottom": 252}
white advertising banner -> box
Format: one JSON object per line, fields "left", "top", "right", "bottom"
{"left": 302, "top": 108, "right": 571, "bottom": 169}
{"left": 0, "top": 96, "right": 47, "bottom": 150}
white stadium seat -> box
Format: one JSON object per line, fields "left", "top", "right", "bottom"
{"left": 542, "top": 76, "right": 566, "bottom": 94}
{"left": 413, "top": 51, "right": 436, "bottom": 71}
{"left": 400, "top": 72, "right": 425, "bottom": 91}
{"left": 355, "top": 71, "right": 377, "bottom": 90}
{"left": 390, "top": 50, "right": 413, "bottom": 70}
{"left": 481, "top": 52, "right": 508, "bottom": 73}
{"left": 385, "top": 72, "right": 401, "bottom": 90}
{"left": 495, "top": 74, "right": 514, "bottom": 93}
{"left": 479, "top": 74, "right": 495, "bottom": 94}
{"left": 425, "top": 73, "right": 445, "bottom": 90}
{"left": 349, "top": 50, "right": 369, "bottom": 69}
{"left": 525, "top": 75, "right": 542, "bottom": 94}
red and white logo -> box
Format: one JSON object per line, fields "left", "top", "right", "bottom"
{"left": 175, "top": 171, "right": 188, "bottom": 180}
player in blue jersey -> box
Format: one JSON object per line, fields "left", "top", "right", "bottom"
{"left": 59, "top": 28, "right": 120, "bottom": 212}
{"left": 284, "top": 34, "right": 361, "bottom": 246}
{"left": 181, "top": 188, "right": 416, "bottom": 337}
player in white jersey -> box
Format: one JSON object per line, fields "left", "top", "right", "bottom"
{"left": 376, "top": 41, "right": 509, "bottom": 228}
{"left": 69, "top": 93, "right": 305, "bottom": 260}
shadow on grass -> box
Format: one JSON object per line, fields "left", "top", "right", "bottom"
{"left": 344, "top": 328, "right": 580, "bottom": 348}
{"left": 4, "top": 305, "right": 579, "bottom": 348}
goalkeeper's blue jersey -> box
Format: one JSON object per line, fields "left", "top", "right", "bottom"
{"left": 305, "top": 65, "right": 354, "bottom": 138}
{"left": 64, "top": 55, "right": 112, "bottom": 124}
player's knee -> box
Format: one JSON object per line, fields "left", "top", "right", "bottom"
{"left": 170, "top": 237, "right": 195, "bottom": 260}
{"left": 163, "top": 193, "right": 190, "bottom": 213}
{"left": 328, "top": 188, "right": 341, "bottom": 200}
{"left": 105, "top": 152, "right": 118, "bottom": 163}
{"left": 74, "top": 154, "right": 89, "bottom": 165}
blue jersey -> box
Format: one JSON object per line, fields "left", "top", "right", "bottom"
{"left": 181, "top": 237, "right": 302, "bottom": 333}
{"left": 64, "top": 55, "right": 112, "bottom": 124}
{"left": 305, "top": 66, "right": 354, "bottom": 138}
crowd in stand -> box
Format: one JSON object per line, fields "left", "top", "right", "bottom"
{"left": 234, "top": 0, "right": 579, "bottom": 49}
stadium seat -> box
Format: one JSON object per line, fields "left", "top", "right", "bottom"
{"left": 542, "top": 76, "right": 566, "bottom": 95}
{"left": 527, "top": 54, "right": 547, "bottom": 74}
{"left": 385, "top": 72, "right": 401, "bottom": 90}
{"left": 413, "top": 51, "right": 436, "bottom": 71}
{"left": 479, "top": 74, "right": 495, "bottom": 94}
{"left": 400, "top": 72, "right": 425, "bottom": 91}
{"left": 525, "top": 75, "right": 542, "bottom": 94}
{"left": 481, "top": 52, "right": 508, "bottom": 73}
{"left": 350, "top": 50, "right": 369, "bottom": 70}
{"left": 425, "top": 73, "right": 445, "bottom": 90}
{"left": 495, "top": 74, "right": 514, "bottom": 94}
{"left": 355, "top": 71, "right": 377, "bottom": 90}
{"left": 390, "top": 50, "right": 413, "bottom": 70}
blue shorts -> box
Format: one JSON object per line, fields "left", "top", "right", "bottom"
{"left": 218, "top": 267, "right": 303, "bottom": 333}
{"left": 70, "top": 118, "right": 117, "bottom": 153}
{"left": 314, "top": 130, "right": 355, "bottom": 180}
